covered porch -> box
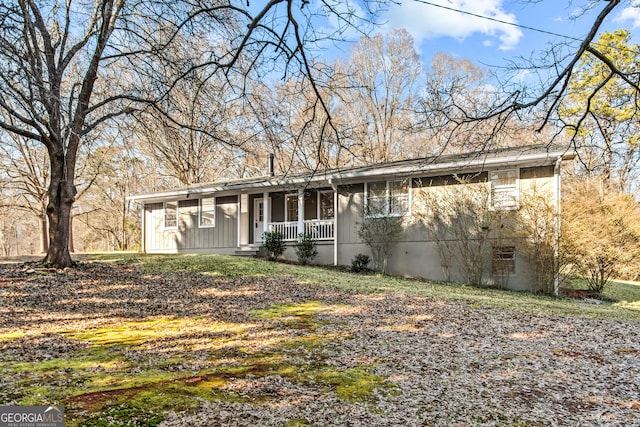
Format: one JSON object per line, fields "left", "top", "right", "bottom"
{"left": 238, "top": 187, "right": 336, "bottom": 247}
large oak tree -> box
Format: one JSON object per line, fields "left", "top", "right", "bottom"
{"left": 0, "top": 0, "right": 381, "bottom": 267}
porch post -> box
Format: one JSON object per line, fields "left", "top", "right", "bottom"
{"left": 297, "top": 188, "right": 304, "bottom": 238}
{"left": 332, "top": 183, "right": 338, "bottom": 266}
{"left": 263, "top": 191, "right": 270, "bottom": 236}
{"left": 239, "top": 193, "right": 249, "bottom": 246}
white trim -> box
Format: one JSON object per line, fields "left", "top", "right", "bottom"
{"left": 254, "top": 198, "right": 265, "bottom": 244}
{"left": 263, "top": 192, "right": 270, "bottom": 237}
{"left": 163, "top": 201, "right": 178, "bottom": 230}
{"left": 297, "top": 189, "right": 305, "bottom": 238}
{"left": 198, "top": 196, "right": 216, "bottom": 228}
{"left": 333, "top": 186, "right": 338, "bottom": 266}
{"left": 237, "top": 195, "right": 241, "bottom": 247}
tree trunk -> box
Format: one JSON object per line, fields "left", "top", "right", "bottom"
{"left": 43, "top": 173, "right": 76, "bottom": 268}
{"left": 40, "top": 215, "right": 49, "bottom": 253}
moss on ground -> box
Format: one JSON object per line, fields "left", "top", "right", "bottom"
{"left": 2, "top": 299, "right": 390, "bottom": 426}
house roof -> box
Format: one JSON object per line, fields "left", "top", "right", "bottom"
{"left": 129, "top": 144, "right": 575, "bottom": 203}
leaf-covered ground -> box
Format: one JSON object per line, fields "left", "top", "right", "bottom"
{"left": 1, "top": 259, "right": 639, "bottom": 426}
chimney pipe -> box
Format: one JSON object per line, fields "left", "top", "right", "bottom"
{"left": 268, "top": 153, "right": 275, "bottom": 177}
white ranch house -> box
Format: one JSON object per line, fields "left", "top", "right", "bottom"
{"left": 130, "top": 145, "right": 575, "bottom": 292}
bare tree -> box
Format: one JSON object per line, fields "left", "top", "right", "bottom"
{"left": 73, "top": 142, "right": 144, "bottom": 252}
{"left": 413, "top": 176, "right": 503, "bottom": 286}
{"left": 0, "top": 0, "right": 384, "bottom": 268}
{"left": 333, "top": 29, "right": 423, "bottom": 164}
{"left": 562, "top": 177, "right": 640, "bottom": 293}
{"left": 246, "top": 76, "right": 342, "bottom": 174}
{"left": 471, "top": 1, "right": 634, "bottom": 151}
{"left": 135, "top": 75, "right": 243, "bottom": 185}
{"left": 0, "top": 133, "right": 50, "bottom": 253}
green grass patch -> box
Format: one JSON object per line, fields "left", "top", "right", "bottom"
{"left": 77, "top": 403, "right": 164, "bottom": 427}
{"left": 90, "top": 253, "right": 640, "bottom": 321}
{"left": 252, "top": 301, "right": 329, "bottom": 320}
{"left": 0, "top": 330, "right": 26, "bottom": 341}
{"left": 314, "top": 366, "right": 388, "bottom": 402}
{"left": 608, "top": 280, "right": 640, "bottom": 309}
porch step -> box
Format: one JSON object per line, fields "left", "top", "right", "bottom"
{"left": 234, "top": 248, "right": 260, "bottom": 257}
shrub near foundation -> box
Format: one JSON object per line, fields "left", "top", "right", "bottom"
{"left": 262, "top": 231, "right": 285, "bottom": 260}
{"left": 295, "top": 233, "right": 318, "bottom": 265}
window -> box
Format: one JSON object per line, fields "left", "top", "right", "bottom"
{"left": 285, "top": 194, "right": 298, "bottom": 222}
{"left": 319, "top": 191, "right": 334, "bottom": 220}
{"left": 367, "top": 181, "right": 387, "bottom": 216}
{"left": 492, "top": 246, "right": 516, "bottom": 274}
{"left": 389, "top": 180, "right": 410, "bottom": 216}
{"left": 490, "top": 169, "right": 519, "bottom": 210}
{"left": 163, "top": 201, "right": 178, "bottom": 229}
{"left": 365, "top": 179, "right": 410, "bottom": 217}
{"left": 199, "top": 197, "right": 216, "bottom": 227}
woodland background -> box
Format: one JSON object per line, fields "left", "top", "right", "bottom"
{"left": 0, "top": 2, "right": 638, "bottom": 282}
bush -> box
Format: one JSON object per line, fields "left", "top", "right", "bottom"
{"left": 295, "top": 233, "right": 318, "bottom": 265}
{"left": 561, "top": 178, "right": 640, "bottom": 294}
{"left": 351, "top": 254, "right": 371, "bottom": 273}
{"left": 262, "top": 231, "right": 285, "bottom": 260}
{"left": 357, "top": 212, "right": 403, "bottom": 274}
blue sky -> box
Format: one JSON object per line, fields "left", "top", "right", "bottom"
{"left": 329, "top": 0, "right": 640, "bottom": 71}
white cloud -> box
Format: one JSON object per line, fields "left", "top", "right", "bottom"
{"left": 613, "top": 2, "right": 640, "bottom": 28}
{"left": 382, "top": 0, "right": 523, "bottom": 51}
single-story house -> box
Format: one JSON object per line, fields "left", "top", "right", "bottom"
{"left": 130, "top": 144, "right": 575, "bottom": 293}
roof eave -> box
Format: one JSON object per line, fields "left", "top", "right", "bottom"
{"left": 129, "top": 149, "right": 575, "bottom": 203}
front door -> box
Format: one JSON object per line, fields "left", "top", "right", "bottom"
{"left": 254, "top": 198, "right": 264, "bottom": 243}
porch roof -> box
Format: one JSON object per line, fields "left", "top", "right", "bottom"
{"left": 129, "top": 144, "right": 575, "bottom": 203}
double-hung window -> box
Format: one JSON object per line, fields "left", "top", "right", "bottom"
{"left": 163, "top": 201, "right": 178, "bottom": 229}
{"left": 490, "top": 169, "right": 519, "bottom": 210}
{"left": 365, "top": 179, "right": 410, "bottom": 217}
{"left": 199, "top": 197, "right": 216, "bottom": 227}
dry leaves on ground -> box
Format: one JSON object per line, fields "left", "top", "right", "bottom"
{"left": 1, "top": 261, "right": 639, "bottom": 426}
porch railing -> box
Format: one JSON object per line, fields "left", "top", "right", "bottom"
{"left": 269, "top": 219, "right": 334, "bottom": 241}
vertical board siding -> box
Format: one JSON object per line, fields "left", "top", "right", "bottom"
{"left": 144, "top": 196, "right": 238, "bottom": 251}
{"left": 337, "top": 184, "right": 364, "bottom": 244}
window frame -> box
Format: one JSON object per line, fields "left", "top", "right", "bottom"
{"left": 364, "top": 178, "right": 411, "bottom": 218}
{"left": 492, "top": 246, "right": 516, "bottom": 275}
{"left": 198, "top": 196, "right": 216, "bottom": 228}
{"left": 489, "top": 169, "right": 519, "bottom": 211}
{"left": 163, "top": 201, "right": 178, "bottom": 230}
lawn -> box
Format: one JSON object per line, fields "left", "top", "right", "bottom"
{"left": 1, "top": 253, "right": 639, "bottom": 426}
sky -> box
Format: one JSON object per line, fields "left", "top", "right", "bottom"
{"left": 334, "top": 0, "right": 640, "bottom": 71}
